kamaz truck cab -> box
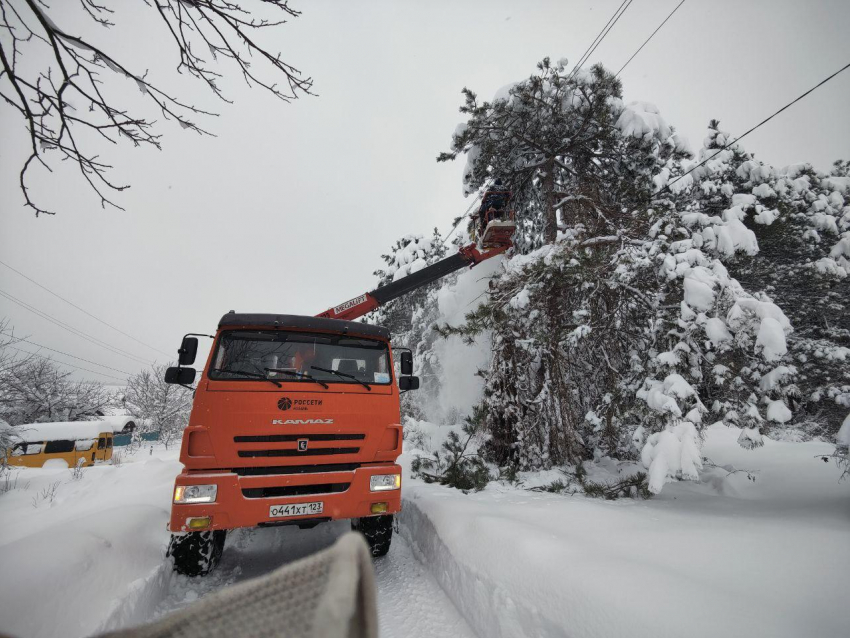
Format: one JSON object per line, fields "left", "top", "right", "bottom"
{"left": 165, "top": 314, "right": 414, "bottom": 575}
{"left": 164, "top": 196, "right": 514, "bottom": 576}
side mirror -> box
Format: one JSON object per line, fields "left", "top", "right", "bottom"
{"left": 398, "top": 376, "right": 419, "bottom": 391}
{"left": 165, "top": 367, "right": 196, "bottom": 385}
{"left": 400, "top": 351, "right": 413, "bottom": 376}
{"left": 178, "top": 336, "right": 199, "bottom": 366}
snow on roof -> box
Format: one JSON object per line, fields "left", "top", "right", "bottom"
{"left": 97, "top": 415, "right": 138, "bottom": 433}
{"left": 9, "top": 421, "right": 113, "bottom": 444}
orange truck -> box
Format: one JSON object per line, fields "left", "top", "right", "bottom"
{"left": 164, "top": 195, "right": 514, "bottom": 576}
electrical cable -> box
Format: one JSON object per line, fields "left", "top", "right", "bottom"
{"left": 5, "top": 345, "right": 129, "bottom": 382}
{"left": 0, "top": 288, "right": 154, "bottom": 365}
{"left": 568, "top": 0, "right": 630, "bottom": 81}
{"left": 1, "top": 331, "right": 133, "bottom": 375}
{"left": 569, "top": 0, "right": 634, "bottom": 81}
{"left": 442, "top": 192, "right": 483, "bottom": 245}
{"left": 616, "top": 0, "right": 686, "bottom": 77}
{"left": 0, "top": 259, "right": 172, "bottom": 357}
{"left": 659, "top": 61, "right": 850, "bottom": 196}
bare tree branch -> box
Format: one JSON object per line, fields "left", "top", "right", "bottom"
{"left": 0, "top": 0, "right": 313, "bottom": 216}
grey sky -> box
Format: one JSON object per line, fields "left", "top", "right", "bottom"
{"left": 1, "top": 0, "right": 849, "bottom": 386}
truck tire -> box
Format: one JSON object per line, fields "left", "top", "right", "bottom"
{"left": 352, "top": 514, "right": 393, "bottom": 557}
{"left": 167, "top": 530, "right": 226, "bottom": 576}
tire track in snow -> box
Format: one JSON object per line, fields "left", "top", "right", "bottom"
{"left": 143, "top": 522, "right": 476, "bottom": 638}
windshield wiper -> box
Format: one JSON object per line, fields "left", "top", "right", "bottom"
{"left": 264, "top": 368, "right": 329, "bottom": 389}
{"left": 311, "top": 366, "right": 371, "bottom": 391}
{"left": 215, "top": 368, "right": 281, "bottom": 388}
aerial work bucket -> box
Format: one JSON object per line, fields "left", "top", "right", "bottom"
{"left": 477, "top": 188, "right": 516, "bottom": 249}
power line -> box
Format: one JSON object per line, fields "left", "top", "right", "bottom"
{"left": 568, "top": 0, "right": 630, "bottom": 81}
{"left": 616, "top": 0, "right": 686, "bottom": 77}
{"left": 0, "top": 288, "right": 152, "bottom": 365}
{"left": 0, "top": 259, "right": 172, "bottom": 357}
{"left": 659, "top": 61, "right": 850, "bottom": 196}
{"left": 577, "top": 0, "right": 634, "bottom": 76}
{"left": 0, "top": 288, "right": 154, "bottom": 365}
{"left": 1, "top": 331, "right": 134, "bottom": 375}
{"left": 442, "top": 193, "right": 483, "bottom": 246}
{"left": 569, "top": 0, "right": 634, "bottom": 81}
{"left": 6, "top": 345, "right": 129, "bottom": 382}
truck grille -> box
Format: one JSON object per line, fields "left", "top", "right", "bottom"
{"left": 234, "top": 434, "right": 365, "bottom": 443}
{"left": 242, "top": 482, "right": 350, "bottom": 499}
{"left": 233, "top": 463, "right": 361, "bottom": 476}
{"left": 237, "top": 447, "right": 360, "bottom": 458}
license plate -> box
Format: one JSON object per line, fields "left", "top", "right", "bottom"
{"left": 269, "top": 502, "right": 324, "bottom": 519}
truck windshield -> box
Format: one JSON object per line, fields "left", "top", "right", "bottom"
{"left": 209, "top": 330, "right": 392, "bottom": 386}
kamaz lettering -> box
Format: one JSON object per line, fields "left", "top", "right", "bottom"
{"left": 271, "top": 418, "right": 334, "bottom": 425}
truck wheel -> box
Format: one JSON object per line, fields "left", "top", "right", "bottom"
{"left": 167, "top": 530, "right": 226, "bottom": 577}
{"left": 352, "top": 514, "right": 393, "bottom": 557}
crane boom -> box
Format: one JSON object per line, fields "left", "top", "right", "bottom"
{"left": 315, "top": 242, "right": 510, "bottom": 322}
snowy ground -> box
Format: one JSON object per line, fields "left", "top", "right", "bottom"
{"left": 399, "top": 423, "right": 850, "bottom": 638}
{"left": 0, "top": 425, "right": 847, "bottom": 638}
{"left": 0, "top": 444, "right": 474, "bottom": 638}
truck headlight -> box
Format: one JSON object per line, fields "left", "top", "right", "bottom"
{"left": 174, "top": 484, "right": 218, "bottom": 504}
{"left": 370, "top": 474, "right": 401, "bottom": 492}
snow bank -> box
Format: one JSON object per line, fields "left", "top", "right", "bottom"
{"left": 399, "top": 424, "right": 850, "bottom": 638}
{"left": 0, "top": 447, "right": 182, "bottom": 638}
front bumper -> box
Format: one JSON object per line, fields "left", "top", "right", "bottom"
{"left": 168, "top": 464, "right": 402, "bottom": 532}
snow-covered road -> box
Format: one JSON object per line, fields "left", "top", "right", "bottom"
{"left": 2, "top": 425, "right": 847, "bottom": 638}
{"left": 0, "top": 446, "right": 477, "bottom": 638}
{"left": 153, "top": 522, "right": 477, "bottom": 638}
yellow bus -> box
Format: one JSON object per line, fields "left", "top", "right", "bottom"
{"left": 4, "top": 421, "right": 114, "bottom": 469}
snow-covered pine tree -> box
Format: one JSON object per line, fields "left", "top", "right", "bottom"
{"left": 438, "top": 60, "right": 798, "bottom": 493}
{"left": 675, "top": 120, "right": 849, "bottom": 440}
{"left": 438, "top": 59, "right": 690, "bottom": 470}
{"left": 438, "top": 57, "right": 689, "bottom": 253}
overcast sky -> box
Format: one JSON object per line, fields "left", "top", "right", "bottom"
{"left": 1, "top": 0, "right": 849, "bottom": 387}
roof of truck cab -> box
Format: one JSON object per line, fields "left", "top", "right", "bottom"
{"left": 217, "top": 313, "right": 391, "bottom": 340}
